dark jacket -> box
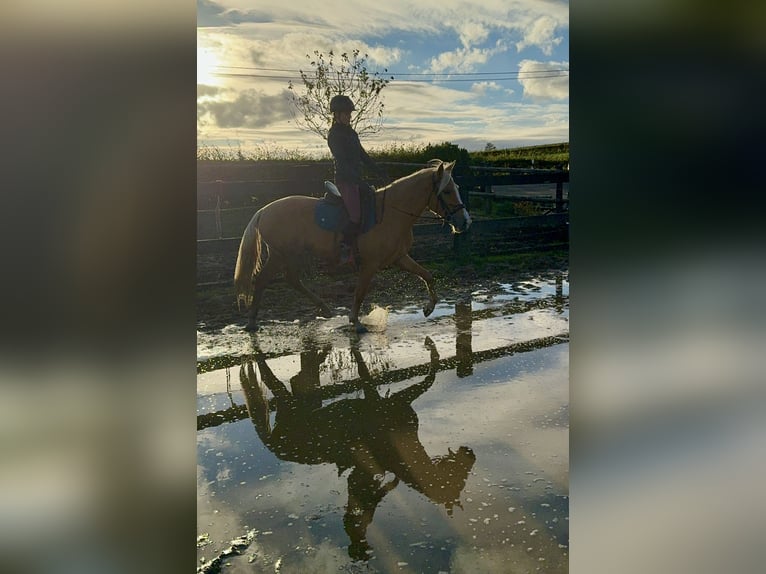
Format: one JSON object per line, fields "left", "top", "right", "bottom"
{"left": 327, "top": 122, "right": 377, "bottom": 184}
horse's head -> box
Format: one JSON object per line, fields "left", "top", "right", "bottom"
{"left": 430, "top": 445, "right": 477, "bottom": 515}
{"left": 428, "top": 160, "right": 472, "bottom": 233}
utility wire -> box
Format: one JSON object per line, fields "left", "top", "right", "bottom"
{"left": 213, "top": 71, "right": 568, "bottom": 83}
{"left": 214, "top": 65, "right": 568, "bottom": 77}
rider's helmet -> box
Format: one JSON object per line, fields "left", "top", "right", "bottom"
{"left": 330, "top": 94, "right": 356, "bottom": 113}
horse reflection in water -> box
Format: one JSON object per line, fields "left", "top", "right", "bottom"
{"left": 239, "top": 337, "right": 476, "bottom": 561}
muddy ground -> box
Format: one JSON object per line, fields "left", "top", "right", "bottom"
{"left": 197, "top": 249, "right": 569, "bottom": 333}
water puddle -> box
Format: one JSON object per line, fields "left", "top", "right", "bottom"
{"left": 197, "top": 274, "right": 568, "bottom": 572}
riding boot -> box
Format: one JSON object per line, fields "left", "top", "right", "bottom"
{"left": 340, "top": 222, "right": 361, "bottom": 269}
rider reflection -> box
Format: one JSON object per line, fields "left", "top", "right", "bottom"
{"left": 289, "top": 343, "right": 330, "bottom": 407}
{"left": 239, "top": 337, "right": 476, "bottom": 561}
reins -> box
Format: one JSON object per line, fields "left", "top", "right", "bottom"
{"left": 383, "top": 170, "right": 463, "bottom": 224}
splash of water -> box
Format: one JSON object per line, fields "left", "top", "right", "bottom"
{"left": 360, "top": 305, "right": 390, "bottom": 331}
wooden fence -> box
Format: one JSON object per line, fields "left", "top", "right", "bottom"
{"left": 197, "top": 161, "right": 568, "bottom": 285}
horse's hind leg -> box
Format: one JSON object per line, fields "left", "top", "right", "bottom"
{"left": 395, "top": 255, "right": 437, "bottom": 317}
{"left": 285, "top": 266, "right": 334, "bottom": 318}
{"left": 245, "top": 253, "right": 281, "bottom": 331}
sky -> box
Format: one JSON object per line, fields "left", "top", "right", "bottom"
{"left": 197, "top": 0, "right": 569, "bottom": 157}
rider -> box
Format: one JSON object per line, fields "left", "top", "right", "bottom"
{"left": 327, "top": 94, "right": 380, "bottom": 267}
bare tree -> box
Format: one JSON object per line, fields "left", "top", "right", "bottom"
{"left": 287, "top": 49, "right": 393, "bottom": 140}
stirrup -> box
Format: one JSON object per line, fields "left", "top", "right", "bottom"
{"left": 324, "top": 181, "right": 341, "bottom": 198}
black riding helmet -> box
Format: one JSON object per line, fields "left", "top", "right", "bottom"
{"left": 330, "top": 94, "right": 355, "bottom": 112}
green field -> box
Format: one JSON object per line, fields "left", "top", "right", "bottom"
{"left": 197, "top": 141, "right": 569, "bottom": 169}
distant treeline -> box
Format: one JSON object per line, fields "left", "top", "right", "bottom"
{"left": 197, "top": 141, "right": 569, "bottom": 170}
{"left": 469, "top": 142, "right": 569, "bottom": 169}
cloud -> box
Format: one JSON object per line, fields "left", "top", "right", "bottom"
{"left": 428, "top": 42, "right": 508, "bottom": 74}
{"left": 517, "top": 60, "right": 569, "bottom": 101}
{"left": 451, "top": 544, "right": 552, "bottom": 574}
{"left": 470, "top": 81, "right": 504, "bottom": 96}
{"left": 516, "top": 15, "right": 563, "bottom": 56}
{"left": 197, "top": 89, "right": 293, "bottom": 128}
{"left": 197, "top": 84, "right": 221, "bottom": 98}
{"left": 197, "top": 0, "right": 273, "bottom": 27}
{"left": 457, "top": 21, "right": 490, "bottom": 49}
{"left": 196, "top": 1, "right": 569, "bottom": 153}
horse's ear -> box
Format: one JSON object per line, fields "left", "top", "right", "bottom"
{"left": 446, "top": 161, "right": 456, "bottom": 172}
{"left": 434, "top": 162, "right": 445, "bottom": 190}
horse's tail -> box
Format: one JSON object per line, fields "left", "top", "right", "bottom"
{"left": 234, "top": 210, "right": 264, "bottom": 312}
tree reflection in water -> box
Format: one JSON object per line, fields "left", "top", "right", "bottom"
{"left": 239, "top": 337, "right": 476, "bottom": 561}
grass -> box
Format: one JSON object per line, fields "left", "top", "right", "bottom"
{"left": 197, "top": 143, "right": 312, "bottom": 162}
{"left": 197, "top": 141, "right": 568, "bottom": 167}
{"left": 470, "top": 142, "right": 569, "bottom": 167}
{"left": 469, "top": 200, "right": 544, "bottom": 218}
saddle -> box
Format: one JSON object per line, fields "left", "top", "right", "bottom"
{"left": 314, "top": 181, "right": 378, "bottom": 234}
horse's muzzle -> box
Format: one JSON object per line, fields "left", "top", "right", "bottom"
{"left": 453, "top": 211, "right": 472, "bottom": 233}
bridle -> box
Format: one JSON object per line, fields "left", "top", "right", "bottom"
{"left": 387, "top": 170, "right": 465, "bottom": 225}
{"left": 434, "top": 178, "right": 466, "bottom": 221}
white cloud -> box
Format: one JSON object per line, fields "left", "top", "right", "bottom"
{"left": 517, "top": 60, "right": 569, "bottom": 101}
{"left": 429, "top": 48, "right": 490, "bottom": 73}
{"left": 457, "top": 21, "right": 490, "bottom": 49}
{"left": 470, "top": 81, "right": 504, "bottom": 95}
{"left": 428, "top": 42, "right": 508, "bottom": 74}
{"left": 516, "top": 15, "right": 563, "bottom": 56}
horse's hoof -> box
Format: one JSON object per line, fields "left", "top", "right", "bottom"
{"left": 354, "top": 323, "right": 368, "bottom": 334}
{"left": 244, "top": 321, "right": 259, "bottom": 332}
{"left": 423, "top": 303, "right": 435, "bottom": 317}
{"left": 319, "top": 305, "right": 334, "bottom": 318}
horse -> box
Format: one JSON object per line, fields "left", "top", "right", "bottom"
{"left": 233, "top": 159, "right": 472, "bottom": 333}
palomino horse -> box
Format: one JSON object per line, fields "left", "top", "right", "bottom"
{"left": 234, "top": 159, "right": 471, "bottom": 332}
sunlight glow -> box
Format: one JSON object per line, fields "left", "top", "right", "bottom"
{"left": 197, "top": 46, "right": 222, "bottom": 87}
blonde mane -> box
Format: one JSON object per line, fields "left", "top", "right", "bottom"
{"left": 378, "top": 160, "right": 442, "bottom": 193}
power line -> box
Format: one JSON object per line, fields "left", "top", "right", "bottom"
{"left": 213, "top": 70, "right": 569, "bottom": 83}
{"left": 214, "top": 65, "right": 568, "bottom": 77}
{"left": 398, "top": 73, "right": 569, "bottom": 83}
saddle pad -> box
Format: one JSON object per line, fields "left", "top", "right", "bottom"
{"left": 314, "top": 187, "right": 377, "bottom": 233}
{"left": 314, "top": 199, "right": 347, "bottom": 232}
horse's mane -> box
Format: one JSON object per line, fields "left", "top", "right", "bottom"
{"left": 379, "top": 159, "right": 443, "bottom": 192}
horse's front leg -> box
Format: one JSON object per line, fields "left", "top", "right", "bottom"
{"left": 395, "top": 255, "right": 437, "bottom": 317}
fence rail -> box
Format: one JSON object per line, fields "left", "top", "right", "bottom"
{"left": 196, "top": 161, "right": 568, "bottom": 285}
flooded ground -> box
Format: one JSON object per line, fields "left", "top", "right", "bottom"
{"left": 197, "top": 273, "right": 569, "bottom": 573}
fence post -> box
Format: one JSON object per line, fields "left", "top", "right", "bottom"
{"left": 455, "top": 299, "right": 473, "bottom": 377}
{"left": 555, "top": 180, "right": 563, "bottom": 213}
{"left": 453, "top": 228, "right": 471, "bottom": 258}
{"left": 215, "top": 180, "right": 224, "bottom": 238}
